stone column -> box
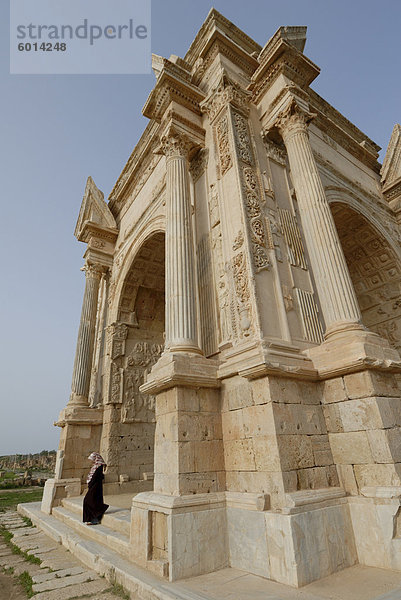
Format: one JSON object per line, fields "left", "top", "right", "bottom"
{"left": 163, "top": 133, "right": 202, "bottom": 354}
{"left": 69, "top": 262, "right": 103, "bottom": 406}
{"left": 276, "top": 100, "right": 362, "bottom": 336}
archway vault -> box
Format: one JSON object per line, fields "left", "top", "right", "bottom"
{"left": 330, "top": 201, "right": 401, "bottom": 356}
{"left": 102, "top": 231, "right": 165, "bottom": 488}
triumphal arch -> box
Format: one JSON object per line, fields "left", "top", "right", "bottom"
{"left": 42, "top": 10, "right": 401, "bottom": 588}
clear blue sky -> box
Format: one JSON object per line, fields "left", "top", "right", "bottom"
{"left": 1, "top": 0, "right": 400, "bottom": 454}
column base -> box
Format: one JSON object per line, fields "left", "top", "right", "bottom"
{"left": 306, "top": 326, "right": 401, "bottom": 378}
{"left": 68, "top": 392, "right": 90, "bottom": 408}
{"left": 130, "top": 491, "right": 227, "bottom": 581}
{"left": 128, "top": 488, "right": 357, "bottom": 586}
{"left": 140, "top": 350, "right": 219, "bottom": 395}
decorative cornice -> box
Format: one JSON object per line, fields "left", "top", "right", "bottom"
{"left": 307, "top": 89, "right": 380, "bottom": 171}
{"left": 249, "top": 32, "right": 320, "bottom": 103}
{"left": 108, "top": 120, "right": 160, "bottom": 210}
{"left": 184, "top": 8, "right": 260, "bottom": 71}
{"left": 381, "top": 124, "right": 401, "bottom": 187}
{"left": 142, "top": 59, "right": 205, "bottom": 122}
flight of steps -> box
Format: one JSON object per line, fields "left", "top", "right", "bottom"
{"left": 52, "top": 497, "right": 131, "bottom": 560}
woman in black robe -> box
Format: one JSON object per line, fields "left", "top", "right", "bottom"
{"left": 83, "top": 452, "right": 109, "bottom": 525}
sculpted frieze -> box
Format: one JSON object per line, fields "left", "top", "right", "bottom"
{"left": 215, "top": 113, "right": 233, "bottom": 176}
{"left": 121, "top": 342, "right": 163, "bottom": 423}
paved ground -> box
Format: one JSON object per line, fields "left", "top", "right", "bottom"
{"left": 4, "top": 505, "right": 401, "bottom": 600}
{"left": 0, "top": 511, "right": 121, "bottom": 600}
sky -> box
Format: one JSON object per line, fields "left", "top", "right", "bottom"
{"left": 0, "top": 0, "right": 400, "bottom": 455}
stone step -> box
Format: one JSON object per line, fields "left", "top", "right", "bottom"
{"left": 52, "top": 506, "right": 130, "bottom": 559}
{"left": 17, "top": 501, "right": 209, "bottom": 600}
{"left": 61, "top": 496, "right": 131, "bottom": 537}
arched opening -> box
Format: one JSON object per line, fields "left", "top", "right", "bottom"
{"left": 107, "top": 231, "right": 165, "bottom": 488}
{"left": 330, "top": 203, "right": 401, "bottom": 356}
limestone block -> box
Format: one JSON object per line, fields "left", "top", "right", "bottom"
{"left": 252, "top": 377, "right": 270, "bottom": 405}
{"left": 221, "top": 376, "right": 253, "bottom": 411}
{"left": 329, "top": 431, "right": 373, "bottom": 464}
{"left": 344, "top": 370, "right": 401, "bottom": 400}
{"left": 177, "top": 472, "right": 223, "bottom": 494}
{"left": 198, "top": 388, "right": 220, "bottom": 412}
{"left": 273, "top": 403, "right": 326, "bottom": 435}
{"left": 265, "top": 512, "right": 296, "bottom": 586}
{"left": 323, "top": 404, "right": 344, "bottom": 433}
{"left": 353, "top": 463, "right": 401, "bottom": 488}
{"left": 322, "top": 377, "right": 348, "bottom": 404}
{"left": 221, "top": 409, "right": 245, "bottom": 441}
{"left": 277, "top": 435, "right": 314, "bottom": 470}
{"left": 337, "top": 464, "right": 358, "bottom": 495}
{"left": 227, "top": 507, "right": 270, "bottom": 578}
{"left": 130, "top": 503, "right": 151, "bottom": 565}
{"left": 225, "top": 470, "right": 288, "bottom": 506}
{"left": 224, "top": 439, "right": 256, "bottom": 471}
{"left": 169, "top": 507, "right": 228, "bottom": 580}
{"left": 268, "top": 377, "right": 323, "bottom": 405}
{"left": 242, "top": 403, "right": 276, "bottom": 437}
{"left": 337, "top": 397, "right": 384, "bottom": 432}
{"left": 296, "top": 465, "right": 339, "bottom": 490}
{"left": 177, "top": 441, "right": 196, "bottom": 473}
{"left": 367, "top": 428, "right": 401, "bottom": 463}
{"left": 193, "top": 440, "right": 225, "bottom": 472}
{"left": 311, "top": 435, "right": 334, "bottom": 466}
{"left": 253, "top": 436, "right": 281, "bottom": 471}
{"left": 379, "top": 397, "right": 401, "bottom": 428}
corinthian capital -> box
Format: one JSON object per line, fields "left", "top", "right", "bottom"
{"left": 160, "top": 133, "right": 194, "bottom": 159}
{"left": 83, "top": 262, "right": 103, "bottom": 280}
{"left": 275, "top": 99, "right": 316, "bottom": 140}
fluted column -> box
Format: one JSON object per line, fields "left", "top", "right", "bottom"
{"left": 69, "top": 262, "right": 103, "bottom": 406}
{"left": 276, "top": 101, "right": 362, "bottom": 336}
{"left": 163, "top": 133, "right": 202, "bottom": 353}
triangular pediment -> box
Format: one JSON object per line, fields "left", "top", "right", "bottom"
{"left": 74, "top": 176, "right": 117, "bottom": 241}
{"left": 381, "top": 124, "right": 401, "bottom": 187}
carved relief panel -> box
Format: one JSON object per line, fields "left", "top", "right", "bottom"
{"left": 121, "top": 342, "right": 163, "bottom": 423}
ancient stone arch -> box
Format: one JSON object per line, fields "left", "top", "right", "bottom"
{"left": 43, "top": 11, "right": 401, "bottom": 591}
{"left": 329, "top": 201, "right": 401, "bottom": 356}
{"left": 99, "top": 231, "right": 165, "bottom": 491}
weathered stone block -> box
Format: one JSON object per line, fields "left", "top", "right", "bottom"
{"left": 273, "top": 403, "right": 326, "bottom": 435}
{"left": 336, "top": 464, "right": 358, "bottom": 495}
{"left": 224, "top": 439, "right": 256, "bottom": 471}
{"left": 367, "top": 428, "right": 401, "bottom": 463}
{"left": 242, "top": 403, "right": 275, "bottom": 437}
{"left": 353, "top": 463, "right": 401, "bottom": 488}
{"left": 323, "top": 404, "right": 344, "bottom": 433}
{"left": 322, "top": 377, "right": 348, "bottom": 404}
{"left": 329, "top": 431, "right": 373, "bottom": 464}
{"left": 252, "top": 377, "right": 270, "bottom": 405}
{"left": 253, "top": 436, "right": 281, "bottom": 471}
{"left": 277, "top": 435, "right": 314, "bottom": 470}
{"left": 344, "top": 371, "right": 401, "bottom": 400}
{"left": 296, "top": 465, "right": 339, "bottom": 489}
{"left": 221, "top": 409, "right": 245, "bottom": 441}
{"left": 311, "top": 434, "right": 334, "bottom": 466}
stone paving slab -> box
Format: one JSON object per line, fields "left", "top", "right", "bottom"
{"left": 0, "top": 555, "right": 26, "bottom": 568}
{"left": 32, "top": 578, "right": 111, "bottom": 600}
{"left": 32, "top": 570, "right": 98, "bottom": 593}
{"left": 12, "top": 561, "right": 49, "bottom": 577}
{"left": 32, "top": 565, "right": 85, "bottom": 583}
